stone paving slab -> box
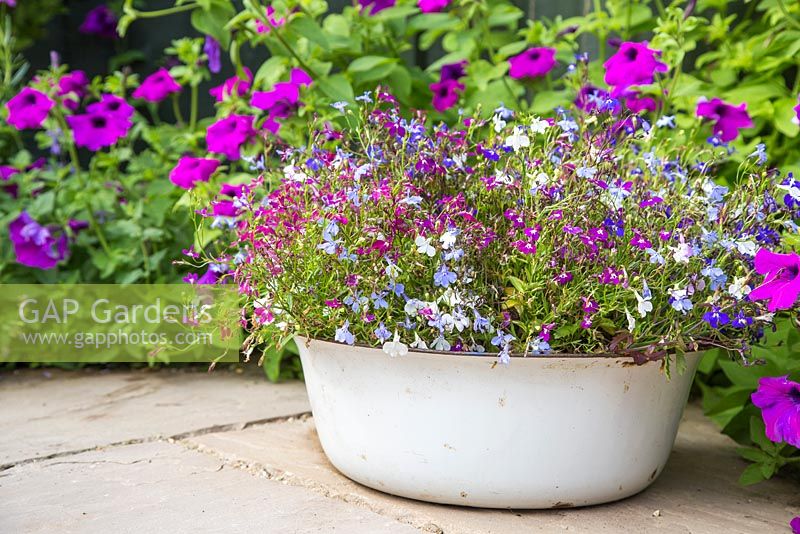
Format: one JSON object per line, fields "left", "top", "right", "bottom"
{"left": 0, "top": 368, "right": 310, "bottom": 466}
{"left": 186, "top": 405, "right": 800, "bottom": 534}
{"left": 0, "top": 440, "right": 418, "bottom": 534}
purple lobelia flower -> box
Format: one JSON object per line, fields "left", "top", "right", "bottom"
{"left": 429, "top": 79, "right": 464, "bottom": 112}
{"left": 6, "top": 88, "right": 54, "bottom": 130}
{"left": 418, "top": 0, "right": 450, "bottom": 12}
{"left": 170, "top": 157, "right": 220, "bottom": 189}
{"left": 748, "top": 248, "right": 800, "bottom": 311}
{"left": 79, "top": 5, "right": 118, "bottom": 39}
{"left": 66, "top": 110, "right": 130, "bottom": 151}
{"left": 359, "top": 0, "right": 395, "bottom": 14}
{"left": 87, "top": 94, "right": 135, "bottom": 120}
{"left": 696, "top": 98, "right": 753, "bottom": 142}
{"left": 508, "top": 47, "right": 557, "bottom": 79}
{"left": 206, "top": 115, "right": 255, "bottom": 160}
{"left": 575, "top": 85, "right": 617, "bottom": 114}
{"left": 204, "top": 36, "right": 221, "bottom": 74}
{"left": 751, "top": 376, "right": 800, "bottom": 448}
{"left": 9, "top": 212, "right": 69, "bottom": 269}
{"left": 603, "top": 41, "right": 667, "bottom": 91}
{"left": 702, "top": 306, "right": 730, "bottom": 329}
{"left": 132, "top": 68, "right": 181, "bottom": 102}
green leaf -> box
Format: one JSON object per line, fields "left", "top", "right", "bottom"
{"left": 738, "top": 463, "right": 766, "bottom": 486}
{"left": 348, "top": 56, "right": 396, "bottom": 74}
{"left": 749, "top": 416, "right": 776, "bottom": 453}
{"left": 288, "top": 15, "right": 329, "bottom": 49}
{"left": 736, "top": 447, "right": 771, "bottom": 463}
{"left": 191, "top": 3, "right": 235, "bottom": 47}
{"left": 386, "top": 66, "right": 412, "bottom": 98}
{"left": 774, "top": 98, "right": 800, "bottom": 138}
{"left": 316, "top": 74, "right": 354, "bottom": 103}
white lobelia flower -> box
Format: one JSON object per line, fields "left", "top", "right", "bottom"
{"left": 735, "top": 239, "right": 757, "bottom": 257}
{"left": 504, "top": 126, "right": 530, "bottom": 151}
{"left": 382, "top": 331, "right": 408, "bottom": 358}
{"left": 440, "top": 229, "right": 458, "bottom": 249}
{"left": 283, "top": 164, "right": 308, "bottom": 182}
{"left": 492, "top": 113, "right": 507, "bottom": 133}
{"left": 777, "top": 181, "right": 800, "bottom": 203}
{"left": 415, "top": 235, "right": 436, "bottom": 257}
{"left": 410, "top": 332, "right": 428, "bottom": 350}
{"left": 727, "top": 276, "right": 752, "bottom": 300}
{"left": 634, "top": 290, "right": 653, "bottom": 318}
{"left": 494, "top": 169, "right": 514, "bottom": 185}
{"left": 529, "top": 117, "right": 550, "bottom": 134}
{"left": 625, "top": 308, "right": 636, "bottom": 332}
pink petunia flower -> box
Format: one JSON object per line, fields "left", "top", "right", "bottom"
{"left": 210, "top": 68, "right": 253, "bottom": 102}
{"left": 206, "top": 115, "right": 255, "bottom": 160}
{"left": 418, "top": 0, "right": 450, "bottom": 13}
{"left": 603, "top": 41, "right": 667, "bottom": 91}
{"left": 508, "top": 47, "right": 556, "bottom": 79}
{"left": 9, "top": 211, "right": 69, "bottom": 270}
{"left": 170, "top": 157, "right": 221, "bottom": 189}
{"left": 255, "top": 6, "right": 285, "bottom": 33}
{"left": 696, "top": 98, "right": 753, "bottom": 142}
{"left": 751, "top": 376, "right": 800, "bottom": 448}
{"left": 132, "top": 68, "right": 181, "bottom": 102}
{"left": 429, "top": 79, "right": 464, "bottom": 112}
{"left": 66, "top": 110, "right": 131, "bottom": 151}
{"left": 6, "top": 88, "right": 54, "bottom": 130}
{"left": 748, "top": 248, "right": 800, "bottom": 311}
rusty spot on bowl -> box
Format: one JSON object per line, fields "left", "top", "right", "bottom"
{"left": 443, "top": 443, "right": 456, "bottom": 451}
{"left": 649, "top": 468, "right": 658, "bottom": 480}
{"left": 460, "top": 491, "right": 468, "bottom": 498}
{"left": 551, "top": 502, "right": 574, "bottom": 509}
{"left": 623, "top": 383, "right": 630, "bottom": 393}
{"left": 498, "top": 395, "right": 506, "bottom": 407}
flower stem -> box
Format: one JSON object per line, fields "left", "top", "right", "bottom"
{"left": 171, "top": 94, "right": 185, "bottom": 126}
{"left": 129, "top": 3, "right": 199, "bottom": 19}
{"left": 189, "top": 83, "right": 198, "bottom": 131}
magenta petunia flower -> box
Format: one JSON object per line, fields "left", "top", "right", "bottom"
{"left": 614, "top": 89, "right": 658, "bottom": 114}
{"left": 603, "top": 41, "right": 667, "bottom": 90}
{"left": 430, "top": 79, "right": 464, "bottom": 112}
{"left": 696, "top": 98, "right": 753, "bottom": 142}
{"left": 1, "top": 0, "right": 17, "bottom": 7}
{"left": 751, "top": 376, "right": 800, "bottom": 448}
{"left": 170, "top": 157, "right": 220, "bottom": 189}
{"left": 508, "top": 47, "right": 557, "bottom": 79}
{"left": 79, "top": 5, "right": 118, "bottom": 39}
{"left": 748, "top": 248, "right": 800, "bottom": 311}
{"left": 58, "top": 70, "right": 90, "bottom": 110}
{"left": 66, "top": 111, "right": 131, "bottom": 151}
{"left": 418, "top": 0, "right": 450, "bottom": 13}
{"left": 87, "top": 94, "right": 135, "bottom": 120}
{"left": 359, "top": 0, "right": 396, "bottom": 15}
{"left": 210, "top": 68, "right": 253, "bottom": 102}
{"left": 206, "top": 115, "right": 255, "bottom": 160}
{"left": 6, "top": 88, "right": 54, "bottom": 130}
{"left": 9, "top": 212, "right": 69, "bottom": 270}
{"left": 440, "top": 60, "right": 467, "bottom": 82}
{"left": 791, "top": 517, "right": 800, "bottom": 534}
{"left": 251, "top": 82, "right": 300, "bottom": 113}
{"left": 289, "top": 68, "right": 313, "bottom": 87}
{"left": 131, "top": 68, "right": 181, "bottom": 102}
{"left": 204, "top": 36, "right": 221, "bottom": 74}
{"left": 1, "top": 165, "right": 19, "bottom": 198}
{"left": 794, "top": 94, "right": 800, "bottom": 124}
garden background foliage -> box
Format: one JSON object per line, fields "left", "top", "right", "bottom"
{"left": 1, "top": 0, "right": 798, "bottom": 482}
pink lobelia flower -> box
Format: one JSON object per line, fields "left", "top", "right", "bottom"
{"left": 58, "top": 70, "right": 90, "bottom": 110}
{"left": 429, "top": 79, "right": 464, "bottom": 112}
{"left": 508, "top": 47, "right": 557, "bottom": 79}
{"left": 132, "top": 68, "right": 181, "bottom": 102}
{"left": 206, "top": 115, "right": 256, "bottom": 160}
{"left": 603, "top": 41, "right": 667, "bottom": 91}
{"left": 696, "top": 98, "right": 753, "bottom": 142}
{"left": 87, "top": 94, "right": 135, "bottom": 120}
{"left": 6, "top": 88, "right": 54, "bottom": 130}
{"left": 748, "top": 248, "right": 800, "bottom": 311}
{"left": 79, "top": 5, "right": 118, "bottom": 39}
{"left": 9, "top": 211, "right": 69, "bottom": 269}
{"left": 66, "top": 111, "right": 131, "bottom": 151}
{"left": 359, "top": 0, "right": 396, "bottom": 14}
{"left": 418, "top": 0, "right": 450, "bottom": 13}
{"left": 170, "top": 157, "right": 221, "bottom": 189}
{"left": 255, "top": 6, "right": 285, "bottom": 33}
{"left": 751, "top": 376, "right": 800, "bottom": 448}
{"left": 210, "top": 68, "right": 253, "bottom": 102}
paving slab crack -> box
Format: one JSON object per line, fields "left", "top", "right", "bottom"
{"left": 0, "top": 411, "right": 311, "bottom": 472}
{"left": 180, "top": 435, "right": 444, "bottom": 534}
